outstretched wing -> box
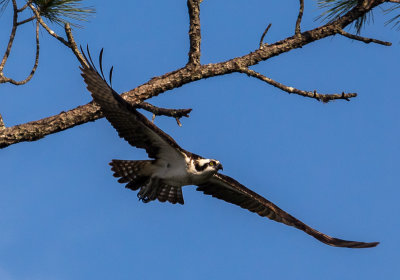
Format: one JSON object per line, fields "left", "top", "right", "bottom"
{"left": 80, "top": 48, "right": 189, "bottom": 162}
{"left": 197, "top": 173, "right": 379, "bottom": 248}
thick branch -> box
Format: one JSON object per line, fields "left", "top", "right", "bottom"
{"left": 0, "top": 0, "right": 388, "bottom": 148}
{"left": 337, "top": 28, "right": 392, "bottom": 46}
{"left": 237, "top": 67, "right": 356, "bottom": 103}
{"left": 187, "top": 0, "right": 202, "bottom": 66}
{"left": 295, "top": 0, "right": 304, "bottom": 34}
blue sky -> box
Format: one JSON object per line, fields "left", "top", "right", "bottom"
{"left": 1, "top": 0, "right": 399, "bottom": 279}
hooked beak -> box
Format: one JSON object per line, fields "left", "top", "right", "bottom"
{"left": 217, "top": 163, "right": 223, "bottom": 171}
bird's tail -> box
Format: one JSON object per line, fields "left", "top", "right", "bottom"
{"left": 109, "top": 160, "right": 184, "bottom": 204}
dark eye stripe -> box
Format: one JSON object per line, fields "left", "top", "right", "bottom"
{"left": 194, "top": 161, "right": 208, "bottom": 172}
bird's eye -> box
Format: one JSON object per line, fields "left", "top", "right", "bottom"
{"left": 209, "top": 161, "right": 214, "bottom": 166}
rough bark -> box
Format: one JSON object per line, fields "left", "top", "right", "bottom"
{"left": 0, "top": 0, "right": 388, "bottom": 149}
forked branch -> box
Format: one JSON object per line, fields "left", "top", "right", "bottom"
{"left": 3, "top": 20, "right": 40, "bottom": 85}
{"left": 0, "top": 0, "right": 392, "bottom": 148}
{"left": 29, "top": 3, "right": 71, "bottom": 47}
{"left": 0, "top": 0, "right": 40, "bottom": 86}
{"left": 0, "top": 0, "right": 18, "bottom": 74}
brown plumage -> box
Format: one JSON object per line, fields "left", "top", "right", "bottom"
{"left": 80, "top": 47, "right": 379, "bottom": 249}
{"left": 110, "top": 160, "right": 184, "bottom": 204}
{"left": 197, "top": 174, "right": 379, "bottom": 248}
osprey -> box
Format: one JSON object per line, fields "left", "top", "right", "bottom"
{"left": 80, "top": 48, "right": 378, "bottom": 249}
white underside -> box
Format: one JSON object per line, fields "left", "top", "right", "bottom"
{"left": 152, "top": 157, "right": 214, "bottom": 187}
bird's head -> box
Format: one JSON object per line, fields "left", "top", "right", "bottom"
{"left": 194, "top": 159, "right": 223, "bottom": 174}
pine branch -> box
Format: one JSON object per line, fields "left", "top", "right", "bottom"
{"left": 32, "top": 0, "right": 95, "bottom": 27}
{"left": 0, "top": 0, "right": 389, "bottom": 148}
{"left": 236, "top": 67, "right": 356, "bottom": 103}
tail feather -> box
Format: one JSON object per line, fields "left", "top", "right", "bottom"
{"left": 158, "top": 185, "right": 184, "bottom": 204}
{"left": 109, "top": 159, "right": 184, "bottom": 204}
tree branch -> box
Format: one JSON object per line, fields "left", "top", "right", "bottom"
{"left": 3, "top": 20, "right": 40, "bottom": 85}
{"left": 187, "top": 0, "right": 202, "bottom": 66}
{"left": 295, "top": 0, "right": 304, "bottom": 34}
{"left": 236, "top": 67, "right": 356, "bottom": 103}
{"left": 0, "top": 0, "right": 388, "bottom": 148}
{"left": 259, "top": 23, "right": 272, "bottom": 49}
{"left": 137, "top": 102, "right": 192, "bottom": 119}
{"left": 64, "top": 23, "right": 88, "bottom": 67}
{"left": 337, "top": 28, "right": 392, "bottom": 46}
{"left": 0, "top": 0, "right": 18, "bottom": 73}
{"left": 17, "top": 0, "right": 33, "bottom": 12}
{"left": 0, "top": 113, "right": 5, "bottom": 131}
{"left": 17, "top": 15, "right": 35, "bottom": 26}
{"left": 29, "top": 3, "right": 71, "bottom": 47}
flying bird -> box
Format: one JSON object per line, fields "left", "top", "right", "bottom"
{"left": 80, "top": 48, "right": 379, "bottom": 249}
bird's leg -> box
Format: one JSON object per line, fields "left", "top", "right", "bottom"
{"left": 137, "top": 177, "right": 159, "bottom": 203}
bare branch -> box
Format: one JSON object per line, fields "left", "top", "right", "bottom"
{"left": 0, "top": 0, "right": 18, "bottom": 73}
{"left": 0, "top": 113, "right": 5, "bottom": 130}
{"left": 175, "top": 118, "right": 182, "bottom": 127}
{"left": 29, "top": 4, "right": 70, "bottom": 47}
{"left": 3, "top": 20, "right": 40, "bottom": 85}
{"left": 259, "top": 23, "right": 272, "bottom": 49}
{"left": 0, "top": 0, "right": 388, "bottom": 148}
{"left": 187, "top": 0, "right": 202, "bottom": 66}
{"left": 17, "top": 0, "right": 33, "bottom": 12}
{"left": 17, "top": 15, "right": 35, "bottom": 26}
{"left": 64, "top": 23, "right": 88, "bottom": 67}
{"left": 237, "top": 67, "right": 357, "bottom": 103}
{"left": 0, "top": 102, "right": 102, "bottom": 149}
{"left": 137, "top": 102, "right": 192, "bottom": 120}
{"left": 337, "top": 28, "right": 392, "bottom": 46}
{"left": 295, "top": 0, "right": 304, "bottom": 34}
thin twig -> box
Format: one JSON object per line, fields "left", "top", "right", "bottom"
{"left": 65, "top": 23, "right": 88, "bottom": 67}
{"left": 187, "top": 0, "right": 202, "bottom": 66}
{"left": 0, "top": 0, "right": 386, "bottom": 148}
{"left": 295, "top": 0, "right": 304, "bottom": 34}
{"left": 259, "top": 23, "right": 272, "bottom": 49}
{"left": 4, "top": 20, "right": 40, "bottom": 85}
{"left": 17, "top": 0, "right": 33, "bottom": 12}
{"left": 29, "top": 4, "right": 70, "bottom": 47}
{"left": 338, "top": 28, "right": 392, "bottom": 46}
{"left": 0, "top": 0, "right": 18, "bottom": 72}
{"left": 17, "top": 15, "right": 35, "bottom": 26}
{"left": 237, "top": 66, "right": 357, "bottom": 103}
